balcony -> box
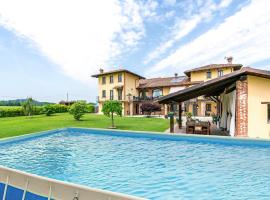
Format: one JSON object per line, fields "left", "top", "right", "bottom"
{"left": 132, "top": 96, "right": 162, "bottom": 101}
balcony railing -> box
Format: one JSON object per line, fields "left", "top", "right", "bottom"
{"left": 97, "top": 95, "right": 163, "bottom": 102}
{"left": 132, "top": 96, "right": 162, "bottom": 101}
{"left": 97, "top": 96, "right": 124, "bottom": 102}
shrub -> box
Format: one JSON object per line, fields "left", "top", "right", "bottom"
{"left": 140, "top": 103, "right": 161, "bottom": 116}
{"left": 69, "top": 101, "right": 87, "bottom": 120}
{"left": 102, "top": 100, "right": 122, "bottom": 128}
{"left": 52, "top": 104, "right": 69, "bottom": 113}
{"left": 86, "top": 104, "right": 95, "bottom": 113}
{"left": 43, "top": 104, "right": 55, "bottom": 116}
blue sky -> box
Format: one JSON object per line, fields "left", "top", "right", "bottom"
{"left": 0, "top": 0, "right": 269, "bottom": 103}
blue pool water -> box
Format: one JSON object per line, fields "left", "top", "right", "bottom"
{"left": 0, "top": 128, "right": 270, "bottom": 200}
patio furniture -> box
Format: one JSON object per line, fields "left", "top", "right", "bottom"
{"left": 186, "top": 121, "right": 211, "bottom": 135}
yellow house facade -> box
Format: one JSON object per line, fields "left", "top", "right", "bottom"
{"left": 183, "top": 61, "right": 242, "bottom": 117}
{"left": 92, "top": 69, "right": 144, "bottom": 115}
{"left": 248, "top": 75, "right": 270, "bottom": 138}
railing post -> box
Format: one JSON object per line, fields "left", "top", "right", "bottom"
{"left": 169, "top": 104, "right": 174, "bottom": 133}
{"left": 178, "top": 103, "right": 182, "bottom": 129}
{"left": 170, "top": 115, "right": 174, "bottom": 133}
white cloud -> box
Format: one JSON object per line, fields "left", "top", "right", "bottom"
{"left": 147, "top": 0, "right": 270, "bottom": 76}
{"left": 0, "top": 0, "right": 145, "bottom": 84}
{"left": 144, "top": 0, "right": 233, "bottom": 64}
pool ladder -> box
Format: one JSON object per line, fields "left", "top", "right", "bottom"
{"left": 2, "top": 175, "right": 79, "bottom": 200}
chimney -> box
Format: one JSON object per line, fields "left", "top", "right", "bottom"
{"left": 99, "top": 68, "right": 104, "bottom": 74}
{"left": 174, "top": 73, "right": 178, "bottom": 77}
{"left": 225, "top": 56, "right": 233, "bottom": 64}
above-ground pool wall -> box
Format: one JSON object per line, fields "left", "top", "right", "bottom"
{"left": 248, "top": 75, "right": 270, "bottom": 138}
{"left": 0, "top": 166, "right": 144, "bottom": 200}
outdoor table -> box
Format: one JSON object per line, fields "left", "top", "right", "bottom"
{"left": 186, "top": 121, "right": 211, "bottom": 135}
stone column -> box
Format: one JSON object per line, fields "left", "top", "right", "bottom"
{"left": 138, "top": 103, "right": 142, "bottom": 115}
{"left": 235, "top": 76, "right": 248, "bottom": 137}
{"left": 201, "top": 101, "right": 206, "bottom": 117}
{"left": 129, "top": 102, "right": 133, "bottom": 116}
{"left": 164, "top": 104, "right": 168, "bottom": 116}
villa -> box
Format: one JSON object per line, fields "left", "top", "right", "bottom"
{"left": 92, "top": 57, "right": 270, "bottom": 139}
{"left": 92, "top": 57, "right": 241, "bottom": 117}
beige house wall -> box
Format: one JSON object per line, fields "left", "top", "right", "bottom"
{"left": 123, "top": 72, "right": 140, "bottom": 99}
{"left": 190, "top": 67, "right": 234, "bottom": 82}
{"left": 248, "top": 75, "right": 270, "bottom": 138}
{"left": 163, "top": 87, "right": 170, "bottom": 96}
{"left": 97, "top": 72, "right": 140, "bottom": 114}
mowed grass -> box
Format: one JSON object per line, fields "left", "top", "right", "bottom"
{"left": 0, "top": 113, "right": 169, "bottom": 139}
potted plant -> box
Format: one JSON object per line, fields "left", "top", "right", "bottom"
{"left": 185, "top": 112, "right": 192, "bottom": 122}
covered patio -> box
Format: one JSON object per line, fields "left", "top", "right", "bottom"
{"left": 158, "top": 67, "right": 270, "bottom": 137}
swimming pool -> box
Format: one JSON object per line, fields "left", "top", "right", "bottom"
{"left": 0, "top": 128, "right": 270, "bottom": 199}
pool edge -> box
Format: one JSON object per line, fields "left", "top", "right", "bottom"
{"left": 1, "top": 127, "right": 270, "bottom": 145}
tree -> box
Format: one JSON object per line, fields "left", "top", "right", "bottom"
{"left": 69, "top": 101, "right": 87, "bottom": 120}
{"left": 22, "top": 97, "right": 34, "bottom": 116}
{"left": 140, "top": 102, "right": 161, "bottom": 116}
{"left": 102, "top": 100, "right": 122, "bottom": 128}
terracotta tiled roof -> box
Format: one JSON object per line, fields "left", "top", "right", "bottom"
{"left": 137, "top": 76, "right": 202, "bottom": 89}
{"left": 91, "top": 69, "right": 145, "bottom": 79}
{"left": 158, "top": 67, "right": 270, "bottom": 104}
{"left": 184, "top": 64, "right": 243, "bottom": 76}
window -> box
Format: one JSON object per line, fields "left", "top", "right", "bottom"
{"left": 268, "top": 104, "right": 270, "bottom": 123}
{"left": 110, "top": 75, "right": 114, "bottom": 83}
{"left": 218, "top": 69, "right": 224, "bottom": 77}
{"left": 118, "top": 73, "right": 122, "bottom": 82}
{"left": 152, "top": 89, "right": 163, "bottom": 98}
{"left": 102, "top": 76, "right": 106, "bottom": 84}
{"left": 110, "top": 90, "right": 114, "bottom": 100}
{"left": 102, "top": 90, "right": 106, "bottom": 98}
{"left": 139, "top": 91, "right": 146, "bottom": 98}
{"left": 206, "top": 103, "right": 212, "bottom": 112}
{"left": 118, "top": 89, "right": 122, "bottom": 100}
{"left": 206, "top": 71, "right": 212, "bottom": 79}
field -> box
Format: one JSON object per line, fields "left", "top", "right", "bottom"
{"left": 0, "top": 113, "right": 169, "bottom": 139}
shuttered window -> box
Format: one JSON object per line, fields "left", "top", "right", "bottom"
{"left": 102, "top": 90, "right": 106, "bottom": 98}
{"left": 110, "top": 90, "right": 114, "bottom": 100}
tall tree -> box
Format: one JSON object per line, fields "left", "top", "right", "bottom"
{"left": 22, "top": 97, "right": 34, "bottom": 116}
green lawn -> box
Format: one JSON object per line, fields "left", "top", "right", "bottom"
{"left": 0, "top": 113, "right": 169, "bottom": 139}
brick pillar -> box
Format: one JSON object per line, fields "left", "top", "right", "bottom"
{"left": 235, "top": 77, "right": 248, "bottom": 137}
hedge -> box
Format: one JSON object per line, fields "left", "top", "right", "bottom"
{"left": 0, "top": 104, "right": 95, "bottom": 118}
{"left": 0, "top": 106, "right": 43, "bottom": 118}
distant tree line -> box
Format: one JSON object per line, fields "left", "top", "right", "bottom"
{"left": 0, "top": 99, "right": 53, "bottom": 106}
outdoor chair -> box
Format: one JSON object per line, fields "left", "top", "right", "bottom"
{"left": 194, "top": 125, "right": 203, "bottom": 134}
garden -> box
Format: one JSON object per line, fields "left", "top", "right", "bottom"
{"left": 0, "top": 99, "right": 169, "bottom": 139}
